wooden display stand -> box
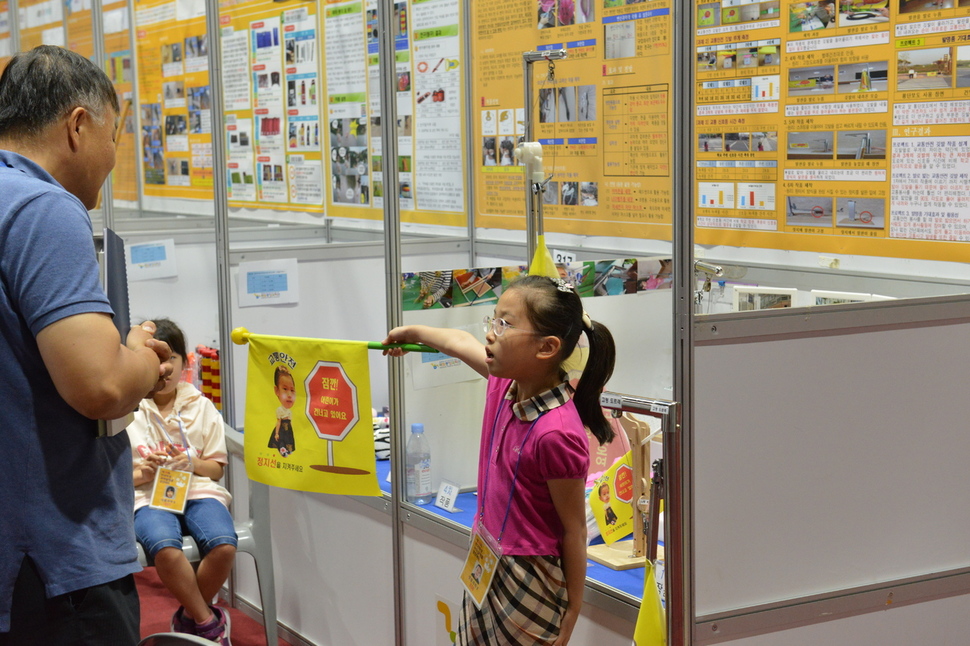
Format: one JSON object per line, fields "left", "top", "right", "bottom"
{"left": 587, "top": 413, "right": 663, "bottom": 570}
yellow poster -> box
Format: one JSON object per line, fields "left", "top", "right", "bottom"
{"left": 320, "top": 0, "right": 467, "bottom": 226}
{"left": 243, "top": 333, "right": 381, "bottom": 497}
{"left": 693, "top": 0, "right": 970, "bottom": 262}
{"left": 589, "top": 450, "right": 636, "bottom": 545}
{"left": 218, "top": 0, "right": 326, "bottom": 212}
{"left": 471, "top": 0, "right": 675, "bottom": 239}
{"left": 0, "top": 2, "right": 11, "bottom": 71}
{"left": 16, "top": 0, "right": 63, "bottom": 51}
{"left": 135, "top": 0, "right": 212, "bottom": 199}
{"left": 104, "top": 0, "right": 139, "bottom": 203}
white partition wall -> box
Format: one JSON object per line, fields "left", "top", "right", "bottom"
{"left": 689, "top": 296, "right": 970, "bottom": 643}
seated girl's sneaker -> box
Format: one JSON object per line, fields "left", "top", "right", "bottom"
{"left": 193, "top": 606, "right": 232, "bottom": 645}
{"left": 171, "top": 606, "right": 193, "bottom": 634}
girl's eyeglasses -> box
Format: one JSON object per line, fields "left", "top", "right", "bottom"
{"left": 483, "top": 316, "right": 537, "bottom": 337}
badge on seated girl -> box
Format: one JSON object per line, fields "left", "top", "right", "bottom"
{"left": 150, "top": 466, "right": 191, "bottom": 514}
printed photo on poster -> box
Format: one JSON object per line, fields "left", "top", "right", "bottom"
{"left": 785, "top": 196, "right": 833, "bottom": 226}
{"left": 402, "top": 270, "right": 454, "bottom": 310}
{"left": 732, "top": 286, "right": 797, "bottom": 312}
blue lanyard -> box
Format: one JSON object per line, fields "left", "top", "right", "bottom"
{"left": 479, "top": 391, "right": 545, "bottom": 543}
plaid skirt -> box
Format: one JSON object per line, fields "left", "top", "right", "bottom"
{"left": 457, "top": 554, "right": 567, "bottom": 646}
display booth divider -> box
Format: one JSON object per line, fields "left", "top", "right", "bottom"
{"left": 690, "top": 296, "right": 970, "bottom": 644}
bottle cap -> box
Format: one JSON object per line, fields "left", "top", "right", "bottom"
{"left": 411, "top": 423, "right": 424, "bottom": 434}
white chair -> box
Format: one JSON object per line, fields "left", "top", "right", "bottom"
{"left": 137, "top": 425, "right": 277, "bottom": 646}
{"left": 137, "top": 633, "right": 216, "bottom": 645}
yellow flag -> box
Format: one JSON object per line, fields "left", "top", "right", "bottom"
{"left": 243, "top": 333, "right": 381, "bottom": 496}
{"left": 528, "top": 234, "right": 561, "bottom": 280}
{"left": 633, "top": 561, "right": 666, "bottom": 646}
{"left": 589, "top": 451, "right": 636, "bottom": 544}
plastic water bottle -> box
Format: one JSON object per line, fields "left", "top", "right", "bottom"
{"left": 405, "top": 423, "right": 433, "bottom": 505}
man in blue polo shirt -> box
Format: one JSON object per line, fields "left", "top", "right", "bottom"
{"left": 0, "top": 46, "right": 173, "bottom": 644}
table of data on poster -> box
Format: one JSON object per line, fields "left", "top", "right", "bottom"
{"left": 603, "top": 84, "right": 670, "bottom": 177}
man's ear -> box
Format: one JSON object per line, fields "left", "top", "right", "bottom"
{"left": 535, "top": 335, "right": 562, "bottom": 361}
{"left": 65, "top": 106, "right": 86, "bottom": 152}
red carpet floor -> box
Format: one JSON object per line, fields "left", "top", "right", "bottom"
{"left": 135, "top": 568, "right": 291, "bottom": 645}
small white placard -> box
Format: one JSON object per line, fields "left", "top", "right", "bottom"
{"left": 551, "top": 249, "right": 576, "bottom": 265}
{"left": 434, "top": 479, "right": 461, "bottom": 513}
{"left": 238, "top": 258, "right": 300, "bottom": 307}
{"left": 600, "top": 393, "right": 623, "bottom": 410}
{"left": 127, "top": 238, "right": 178, "bottom": 281}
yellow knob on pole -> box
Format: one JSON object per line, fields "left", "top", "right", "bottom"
{"left": 231, "top": 327, "right": 250, "bottom": 345}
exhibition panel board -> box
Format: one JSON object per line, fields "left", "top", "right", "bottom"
{"left": 15, "top": 0, "right": 60, "bottom": 50}
{"left": 692, "top": 296, "right": 970, "bottom": 642}
{"left": 104, "top": 0, "right": 139, "bottom": 203}
{"left": 471, "top": 0, "right": 676, "bottom": 240}
{"left": 127, "top": 0, "right": 468, "bottom": 227}
{"left": 691, "top": 0, "right": 970, "bottom": 263}
{"left": 0, "top": 1, "right": 10, "bottom": 63}
{"left": 227, "top": 447, "right": 397, "bottom": 646}
{"left": 134, "top": 0, "right": 213, "bottom": 197}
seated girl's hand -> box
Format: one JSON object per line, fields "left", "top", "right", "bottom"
{"left": 161, "top": 443, "right": 194, "bottom": 472}
{"left": 168, "top": 455, "right": 194, "bottom": 473}
{"left": 132, "top": 463, "right": 152, "bottom": 485}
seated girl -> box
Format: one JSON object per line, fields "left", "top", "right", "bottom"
{"left": 129, "top": 318, "right": 237, "bottom": 645}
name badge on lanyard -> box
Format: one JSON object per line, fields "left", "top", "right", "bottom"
{"left": 147, "top": 411, "right": 194, "bottom": 514}
{"left": 149, "top": 466, "right": 191, "bottom": 514}
{"left": 460, "top": 520, "right": 502, "bottom": 609}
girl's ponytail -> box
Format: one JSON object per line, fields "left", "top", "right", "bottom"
{"left": 573, "top": 318, "right": 616, "bottom": 445}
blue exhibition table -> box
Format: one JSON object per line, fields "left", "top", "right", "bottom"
{"left": 374, "top": 459, "right": 645, "bottom": 599}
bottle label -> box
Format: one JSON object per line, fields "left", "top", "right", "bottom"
{"left": 415, "top": 460, "right": 432, "bottom": 495}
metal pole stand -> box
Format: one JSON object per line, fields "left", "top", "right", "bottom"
{"left": 518, "top": 49, "right": 566, "bottom": 262}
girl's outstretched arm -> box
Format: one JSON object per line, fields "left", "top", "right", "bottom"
{"left": 548, "top": 477, "right": 588, "bottom": 646}
{"left": 382, "top": 325, "right": 488, "bottom": 378}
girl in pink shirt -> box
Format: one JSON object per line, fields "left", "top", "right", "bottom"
{"left": 384, "top": 275, "right": 616, "bottom": 645}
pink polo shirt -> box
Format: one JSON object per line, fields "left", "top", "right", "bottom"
{"left": 476, "top": 376, "right": 590, "bottom": 557}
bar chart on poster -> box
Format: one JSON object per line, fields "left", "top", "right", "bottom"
{"left": 693, "top": 0, "right": 970, "bottom": 262}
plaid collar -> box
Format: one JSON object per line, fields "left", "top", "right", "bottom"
{"left": 506, "top": 381, "right": 574, "bottom": 422}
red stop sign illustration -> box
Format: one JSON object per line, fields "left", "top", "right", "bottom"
{"left": 613, "top": 464, "right": 634, "bottom": 504}
{"left": 303, "top": 361, "right": 359, "bottom": 441}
